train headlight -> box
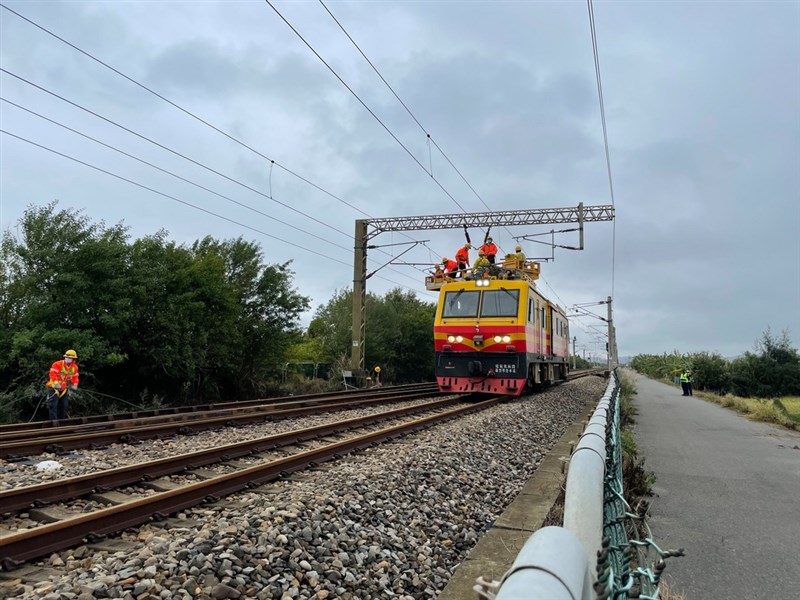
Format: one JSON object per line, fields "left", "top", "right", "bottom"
{"left": 475, "top": 279, "right": 490, "bottom": 287}
{"left": 502, "top": 335, "right": 511, "bottom": 343}
{"left": 447, "top": 335, "right": 455, "bottom": 343}
{"left": 493, "top": 335, "right": 502, "bottom": 343}
{"left": 456, "top": 335, "right": 463, "bottom": 343}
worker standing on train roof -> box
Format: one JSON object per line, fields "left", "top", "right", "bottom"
{"left": 514, "top": 245, "right": 526, "bottom": 262}
{"left": 455, "top": 243, "right": 471, "bottom": 277}
{"left": 480, "top": 237, "right": 498, "bottom": 264}
{"left": 432, "top": 263, "right": 444, "bottom": 279}
{"left": 472, "top": 250, "right": 490, "bottom": 277}
{"left": 45, "top": 349, "right": 79, "bottom": 421}
{"left": 442, "top": 257, "right": 458, "bottom": 278}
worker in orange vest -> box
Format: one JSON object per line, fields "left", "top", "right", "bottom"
{"left": 455, "top": 243, "right": 471, "bottom": 277}
{"left": 46, "top": 349, "right": 79, "bottom": 421}
{"left": 480, "top": 237, "right": 498, "bottom": 264}
{"left": 441, "top": 257, "right": 459, "bottom": 278}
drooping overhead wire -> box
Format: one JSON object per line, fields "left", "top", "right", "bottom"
{"left": 0, "top": 129, "right": 426, "bottom": 293}
{"left": 0, "top": 68, "right": 351, "bottom": 238}
{"left": 0, "top": 129, "right": 348, "bottom": 264}
{"left": 587, "top": 0, "right": 617, "bottom": 298}
{"left": 0, "top": 2, "right": 443, "bottom": 272}
{"left": 1, "top": 97, "right": 350, "bottom": 253}
{"left": 265, "top": 0, "right": 470, "bottom": 215}
{"left": 0, "top": 2, "right": 368, "bottom": 218}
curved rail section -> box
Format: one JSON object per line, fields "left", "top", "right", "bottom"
{"left": 0, "top": 395, "right": 501, "bottom": 570}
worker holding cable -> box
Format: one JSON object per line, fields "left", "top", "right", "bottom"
{"left": 45, "top": 349, "right": 79, "bottom": 421}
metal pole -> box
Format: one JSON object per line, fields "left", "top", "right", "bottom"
{"left": 572, "top": 336, "right": 577, "bottom": 370}
{"left": 606, "top": 296, "right": 612, "bottom": 371}
{"left": 351, "top": 220, "right": 368, "bottom": 375}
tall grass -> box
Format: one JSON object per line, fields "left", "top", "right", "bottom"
{"left": 699, "top": 390, "right": 799, "bottom": 430}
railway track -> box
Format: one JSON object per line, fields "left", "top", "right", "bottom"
{"left": 0, "top": 394, "right": 500, "bottom": 570}
{"left": 0, "top": 383, "right": 442, "bottom": 459}
{"left": 0, "top": 382, "right": 439, "bottom": 435}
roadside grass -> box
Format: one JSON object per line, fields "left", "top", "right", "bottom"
{"left": 660, "top": 578, "right": 687, "bottom": 600}
{"left": 780, "top": 396, "right": 800, "bottom": 422}
{"left": 618, "top": 370, "right": 657, "bottom": 498}
{"left": 695, "top": 390, "right": 799, "bottom": 430}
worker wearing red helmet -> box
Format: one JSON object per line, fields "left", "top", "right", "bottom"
{"left": 45, "top": 349, "right": 80, "bottom": 421}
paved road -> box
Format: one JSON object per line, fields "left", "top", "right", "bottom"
{"left": 632, "top": 373, "right": 800, "bottom": 599}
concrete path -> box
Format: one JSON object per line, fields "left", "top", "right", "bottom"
{"left": 631, "top": 373, "right": 800, "bottom": 599}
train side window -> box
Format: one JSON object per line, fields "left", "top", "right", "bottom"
{"left": 528, "top": 299, "right": 533, "bottom": 323}
{"left": 541, "top": 306, "right": 546, "bottom": 328}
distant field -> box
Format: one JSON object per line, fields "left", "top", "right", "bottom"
{"left": 780, "top": 397, "right": 800, "bottom": 423}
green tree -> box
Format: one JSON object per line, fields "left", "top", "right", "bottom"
{"left": 0, "top": 202, "right": 312, "bottom": 422}
{"left": 306, "top": 287, "right": 436, "bottom": 383}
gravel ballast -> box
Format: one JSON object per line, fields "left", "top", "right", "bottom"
{"left": 2, "top": 377, "right": 605, "bottom": 599}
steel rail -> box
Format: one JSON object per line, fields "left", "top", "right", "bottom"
{"left": 0, "top": 397, "right": 501, "bottom": 569}
{"left": 0, "top": 396, "right": 466, "bottom": 513}
{"left": 0, "top": 382, "right": 438, "bottom": 434}
{"left": 0, "top": 388, "right": 444, "bottom": 458}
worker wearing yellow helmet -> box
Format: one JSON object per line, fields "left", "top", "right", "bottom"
{"left": 441, "top": 257, "right": 458, "bottom": 278}
{"left": 514, "top": 245, "right": 526, "bottom": 262}
{"left": 45, "top": 349, "right": 80, "bottom": 421}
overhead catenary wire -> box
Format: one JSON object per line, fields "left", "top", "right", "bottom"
{"left": 0, "top": 68, "right": 352, "bottom": 238}
{"left": 265, "top": 0, "right": 470, "bottom": 215}
{"left": 0, "top": 3, "right": 367, "bottom": 218}
{"left": 0, "top": 128, "right": 427, "bottom": 294}
{"left": 318, "top": 0, "right": 495, "bottom": 217}
{"left": 0, "top": 129, "right": 347, "bottom": 264}
{"left": 1, "top": 97, "right": 350, "bottom": 253}
{"left": 316, "top": 0, "right": 563, "bottom": 272}
{"left": 587, "top": 0, "right": 617, "bottom": 299}
{"left": 0, "top": 3, "right": 443, "bottom": 269}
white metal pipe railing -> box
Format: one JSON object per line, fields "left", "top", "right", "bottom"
{"left": 493, "top": 526, "right": 592, "bottom": 600}
{"left": 563, "top": 377, "right": 616, "bottom": 569}
{"left": 486, "top": 372, "right": 618, "bottom": 600}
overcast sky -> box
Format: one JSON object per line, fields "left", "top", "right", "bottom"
{"left": 1, "top": 0, "right": 798, "bottom": 361}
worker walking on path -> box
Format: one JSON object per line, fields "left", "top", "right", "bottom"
{"left": 46, "top": 349, "right": 79, "bottom": 421}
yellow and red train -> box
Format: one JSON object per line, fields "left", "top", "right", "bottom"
{"left": 429, "top": 259, "right": 569, "bottom": 396}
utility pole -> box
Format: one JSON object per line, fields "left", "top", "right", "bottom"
{"left": 572, "top": 336, "right": 577, "bottom": 370}
{"left": 350, "top": 203, "right": 614, "bottom": 375}
{"left": 606, "top": 295, "right": 614, "bottom": 370}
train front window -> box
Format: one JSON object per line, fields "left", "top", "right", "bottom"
{"left": 480, "top": 289, "right": 519, "bottom": 317}
{"left": 442, "top": 290, "right": 480, "bottom": 317}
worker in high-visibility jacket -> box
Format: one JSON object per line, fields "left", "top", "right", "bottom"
{"left": 679, "top": 369, "right": 693, "bottom": 397}
{"left": 480, "top": 237, "right": 498, "bottom": 264}
{"left": 441, "top": 257, "right": 459, "bottom": 279}
{"left": 46, "top": 349, "right": 80, "bottom": 421}
{"left": 455, "top": 243, "right": 471, "bottom": 277}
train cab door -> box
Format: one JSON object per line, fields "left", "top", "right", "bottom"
{"left": 528, "top": 296, "right": 538, "bottom": 354}
{"left": 544, "top": 302, "right": 552, "bottom": 357}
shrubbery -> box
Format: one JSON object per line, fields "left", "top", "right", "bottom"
{"left": 631, "top": 330, "right": 800, "bottom": 398}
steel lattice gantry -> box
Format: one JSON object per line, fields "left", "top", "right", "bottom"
{"left": 350, "top": 203, "right": 615, "bottom": 374}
